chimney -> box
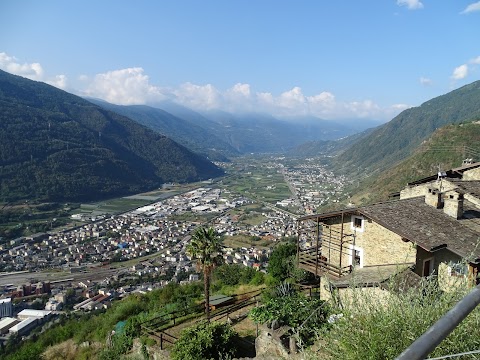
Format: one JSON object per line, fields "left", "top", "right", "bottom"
{"left": 425, "top": 187, "right": 442, "bottom": 209}
{"left": 443, "top": 191, "right": 464, "bottom": 219}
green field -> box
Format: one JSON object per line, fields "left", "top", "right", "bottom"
{"left": 222, "top": 160, "right": 292, "bottom": 203}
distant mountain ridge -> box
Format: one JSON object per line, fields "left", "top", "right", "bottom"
{"left": 87, "top": 100, "right": 239, "bottom": 161}
{"left": 287, "top": 127, "right": 376, "bottom": 158}
{"left": 199, "top": 110, "right": 371, "bottom": 153}
{"left": 0, "top": 70, "right": 223, "bottom": 202}
{"left": 335, "top": 80, "right": 480, "bottom": 175}
{"left": 93, "top": 100, "right": 377, "bottom": 156}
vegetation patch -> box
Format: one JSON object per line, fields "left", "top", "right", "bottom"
{"left": 171, "top": 321, "right": 239, "bottom": 360}
{"left": 317, "top": 278, "right": 480, "bottom": 359}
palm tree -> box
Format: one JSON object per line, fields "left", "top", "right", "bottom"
{"left": 186, "top": 226, "right": 223, "bottom": 320}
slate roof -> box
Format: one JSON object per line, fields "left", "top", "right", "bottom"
{"left": 331, "top": 264, "right": 413, "bottom": 288}
{"left": 407, "top": 162, "right": 480, "bottom": 186}
{"left": 449, "top": 180, "right": 480, "bottom": 199}
{"left": 359, "top": 197, "right": 480, "bottom": 261}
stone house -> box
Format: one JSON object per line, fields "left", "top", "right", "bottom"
{"left": 297, "top": 162, "right": 480, "bottom": 297}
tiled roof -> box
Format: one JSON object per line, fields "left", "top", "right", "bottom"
{"left": 359, "top": 197, "right": 480, "bottom": 260}
{"left": 331, "top": 264, "right": 413, "bottom": 288}
{"left": 449, "top": 180, "right": 480, "bottom": 199}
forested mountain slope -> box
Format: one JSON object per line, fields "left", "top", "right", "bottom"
{"left": 348, "top": 121, "right": 480, "bottom": 204}
{"left": 88, "top": 100, "right": 238, "bottom": 161}
{"left": 335, "top": 81, "right": 480, "bottom": 175}
{"left": 0, "top": 70, "right": 223, "bottom": 202}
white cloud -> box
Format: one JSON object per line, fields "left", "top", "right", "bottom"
{"left": 397, "top": 0, "right": 424, "bottom": 10}
{"left": 419, "top": 77, "right": 432, "bottom": 86}
{"left": 224, "top": 83, "right": 253, "bottom": 111}
{"left": 469, "top": 56, "right": 480, "bottom": 65}
{"left": 451, "top": 64, "right": 469, "bottom": 80}
{"left": 46, "top": 74, "right": 67, "bottom": 89}
{"left": 84, "top": 67, "right": 166, "bottom": 105}
{"left": 0, "top": 53, "right": 406, "bottom": 122}
{"left": 461, "top": 1, "right": 480, "bottom": 14}
{"left": 173, "top": 82, "right": 220, "bottom": 109}
{"left": 228, "top": 83, "right": 251, "bottom": 98}
{"left": 0, "top": 52, "right": 44, "bottom": 80}
{"left": 169, "top": 83, "right": 403, "bottom": 121}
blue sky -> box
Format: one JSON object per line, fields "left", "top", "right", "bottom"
{"left": 1, "top": 0, "right": 479, "bottom": 122}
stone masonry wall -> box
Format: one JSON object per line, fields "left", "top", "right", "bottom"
{"left": 321, "top": 216, "right": 416, "bottom": 270}
{"left": 462, "top": 167, "right": 480, "bottom": 181}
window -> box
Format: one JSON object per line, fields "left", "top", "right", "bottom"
{"left": 348, "top": 245, "right": 364, "bottom": 268}
{"left": 354, "top": 217, "right": 362, "bottom": 228}
{"left": 351, "top": 215, "right": 365, "bottom": 232}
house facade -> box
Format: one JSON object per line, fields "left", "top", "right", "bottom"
{"left": 297, "top": 162, "right": 480, "bottom": 295}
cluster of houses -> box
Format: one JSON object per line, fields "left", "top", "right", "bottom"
{"left": 0, "top": 188, "right": 252, "bottom": 273}
{"left": 280, "top": 160, "right": 351, "bottom": 213}
{"left": 216, "top": 211, "right": 296, "bottom": 240}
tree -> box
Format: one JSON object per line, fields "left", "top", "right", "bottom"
{"left": 186, "top": 227, "right": 223, "bottom": 320}
{"left": 267, "top": 242, "right": 297, "bottom": 282}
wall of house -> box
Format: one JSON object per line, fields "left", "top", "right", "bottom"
{"left": 400, "top": 184, "right": 429, "bottom": 200}
{"left": 415, "top": 246, "right": 433, "bottom": 277}
{"left": 465, "top": 193, "right": 480, "bottom": 207}
{"left": 462, "top": 167, "right": 480, "bottom": 181}
{"left": 435, "top": 249, "right": 475, "bottom": 291}
{"left": 400, "top": 181, "right": 458, "bottom": 200}
{"left": 414, "top": 247, "right": 474, "bottom": 291}
{"left": 318, "top": 275, "right": 392, "bottom": 306}
{"left": 321, "top": 216, "right": 416, "bottom": 271}
{"left": 351, "top": 219, "right": 416, "bottom": 267}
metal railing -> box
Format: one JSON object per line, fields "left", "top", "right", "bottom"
{"left": 396, "top": 284, "right": 480, "bottom": 360}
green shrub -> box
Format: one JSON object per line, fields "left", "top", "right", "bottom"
{"left": 171, "top": 321, "right": 239, "bottom": 360}
{"left": 249, "top": 289, "right": 330, "bottom": 345}
{"left": 317, "top": 278, "right": 480, "bottom": 359}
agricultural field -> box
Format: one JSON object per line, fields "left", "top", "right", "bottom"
{"left": 222, "top": 157, "right": 292, "bottom": 204}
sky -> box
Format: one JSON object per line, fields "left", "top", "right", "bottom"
{"left": 1, "top": 0, "right": 479, "bottom": 123}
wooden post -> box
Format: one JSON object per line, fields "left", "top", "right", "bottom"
{"left": 315, "top": 217, "right": 319, "bottom": 276}
{"left": 160, "top": 333, "right": 163, "bottom": 350}
{"left": 296, "top": 220, "right": 300, "bottom": 266}
{"left": 328, "top": 225, "right": 332, "bottom": 269}
{"left": 339, "top": 212, "right": 344, "bottom": 277}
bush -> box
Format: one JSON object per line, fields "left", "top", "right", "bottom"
{"left": 249, "top": 288, "right": 330, "bottom": 345}
{"left": 317, "top": 278, "right": 480, "bottom": 359}
{"left": 171, "top": 321, "right": 239, "bottom": 360}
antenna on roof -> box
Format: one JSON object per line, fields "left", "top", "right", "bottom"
{"left": 437, "top": 164, "right": 447, "bottom": 192}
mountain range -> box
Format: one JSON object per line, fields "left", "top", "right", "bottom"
{"left": 0, "top": 70, "right": 223, "bottom": 202}
{"left": 334, "top": 80, "right": 480, "bottom": 176}
{"left": 91, "top": 100, "right": 380, "bottom": 156}
{"left": 3, "top": 66, "right": 480, "bottom": 205}
{"left": 348, "top": 121, "right": 480, "bottom": 204}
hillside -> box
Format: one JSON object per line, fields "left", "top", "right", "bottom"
{"left": 348, "top": 121, "right": 480, "bottom": 204}
{"left": 88, "top": 100, "right": 239, "bottom": 161}
{"left": 287, "top": 127, "right": 376, "bottom": 158}
{"left": 0, "top": 70, "right": 223, "bottom": 202}
{"left": 335, "top": 80, "right": 480, "bottom": 175}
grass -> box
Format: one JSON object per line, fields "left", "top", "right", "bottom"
{"left": 315, "top": 276, "right": 480, "bottom": 360}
